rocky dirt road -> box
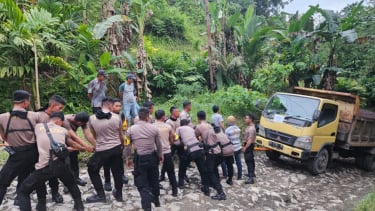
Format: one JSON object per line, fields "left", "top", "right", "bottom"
{"left": 1, "top": 152, "right": 374, "bottom": 211}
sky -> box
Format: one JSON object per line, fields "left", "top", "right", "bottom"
{"left": 283, "top": 0, "right": 365, "bottom": 13}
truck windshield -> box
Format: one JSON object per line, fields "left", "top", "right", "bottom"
{"left": 264, "top": 94, "right": 320, "bottom": 123}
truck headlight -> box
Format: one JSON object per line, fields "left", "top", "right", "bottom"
{"left": 258, "top": 124, "right": 266, "bottom": 137}
{"left": 293, "top": 136, "right": 313, "bottom": 150}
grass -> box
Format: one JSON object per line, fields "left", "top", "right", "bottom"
{"left": 356, "top": 190, "right": 375, "bottom": 211}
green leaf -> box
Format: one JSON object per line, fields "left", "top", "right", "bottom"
{"left": 93, "top": 15, "right": 131, "bottom": 39}
{"left": 99, "top": 52, "right": 111, "bottom": 68}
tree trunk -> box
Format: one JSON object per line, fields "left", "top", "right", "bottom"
{"left": 222, "top": 10, "right": 226, "bottom": 58}
{"left": 204, "top": 0, "right": 215, "bottom": 91}
{"left": 33, "top": 42, "right": 40, "bottom": 110}
{"left": 136, "top": 35, "right": 151, "bottom": 100}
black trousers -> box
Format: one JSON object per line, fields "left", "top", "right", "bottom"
{"left": 160, "top": 145, "right": 177, "bottom": 177}
{"left": 0, "top": 145, "right": 46, "bottom": 204}
{"left": 87, "top": 145, "right": 124, "bottom": 195}
{"left": 19, "top": 159, "right": 82, "bottom": 211}
{"left": 244, "top": 144, "right": 256, "bottom": 178}
{"left": 222, "top": 156, "right": 234, "bottom": 182}
{"left": 104, "top": 164, "right": 111, "bottom": 184}
{"left": 69, "top": 151, "right": 80, "bottom": 179}
{"left": 133, "top": 152, "right": 159, "bottom": 210}
{"left": 179, "top": 150, "right": 207, "bottom": 187}
{"left": 206, "top": 154, "right": 224, "bottom": 193}
{"left": 161, "top": 153, "right": 178, "bottom": 192}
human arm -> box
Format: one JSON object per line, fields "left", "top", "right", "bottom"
{"left": 155, "top": 131, "right": 164, "bottom": 163}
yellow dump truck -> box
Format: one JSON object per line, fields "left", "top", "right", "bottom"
{"left": 256, "top": 87, "right": 375, "bottom": 175}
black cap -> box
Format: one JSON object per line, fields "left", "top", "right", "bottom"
{"left": 97, "top": 69, "right": 108, "bottom": 77}
{"left": 50, "top": 112, "right": 65, "bottom": 121}
{"left": 12, "top": 90, "right": 31, "bottom": 102}
{"left": 126, "top": 73, "right": 136, "bottom": 80}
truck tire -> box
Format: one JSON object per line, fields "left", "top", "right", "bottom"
{"left": 266, "top": 150, "right": 281, "bottom": 161}
{"left": 308, "top": 148, "right": 330, "bottom": 175}
{"left": 363, "top": 154, "right": 375, "bottom": 171}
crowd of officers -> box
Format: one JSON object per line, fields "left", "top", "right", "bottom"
{"left": 0, "top": 71, "right": 257, "bottom": 211}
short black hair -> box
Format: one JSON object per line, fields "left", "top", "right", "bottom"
{"left": 49, "top": 95, "right": 66, "bottom": 106}
{"left": 155, "top": 110, "right": 165, "bottom": 120}
{"left": 111, "top": 98, "right": 121, "bottom": 104}
{"left": 101, "top": 97, "right": 113, "bottom": 107}
{"left": 180, "top": 119, "right": 190, "bottom": 126}
{"left": 143, "top": 100, "right": 154, "bottom": 109}
{"left": 50, "top": 112, "right": 65, "bottom": 121}
{"left": 197, "top": 110, "right": 206, "bottom": 120}
{"left": 212, "top": 105, "right": 219, "bottom": 113}
{"left": 246, "top": 113, "right": 255, "bottom": 121}
{"left": 183, "top": 101, "right": 191, "bottom": 109}
{"left": 74, "top": 112, "right": 89, "bottom": 123}
{"left": 138, "top": 107, "right": 150, "bottom": 121}
{"left": 170, "top": 106, "right": 178, "bottom": 114}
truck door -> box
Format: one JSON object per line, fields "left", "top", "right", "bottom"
{"left": 311, "top": 103, "right": 339, "bottom": 152}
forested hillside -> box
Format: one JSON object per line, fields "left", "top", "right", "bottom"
{"left": 0, "top": 0, "right": 374, "bottom": 113}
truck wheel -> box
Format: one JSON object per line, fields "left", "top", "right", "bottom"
{"left": 266, "top": 150, "right": 281, "bottom": 161}
{"left": 363, "top": 155, "right": 375, "bottom": 171}
{"left": 308, "top": 148, "right": 329, "bottom": 175}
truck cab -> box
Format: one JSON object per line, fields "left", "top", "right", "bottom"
{"left": 256, "top": 87, "right": 375, "bottom": 175}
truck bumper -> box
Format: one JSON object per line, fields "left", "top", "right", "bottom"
{"left": 256, "top": 136, "right": 310, "bottom": 160}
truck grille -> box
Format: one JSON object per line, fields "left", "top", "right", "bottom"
{"left": 265, "top": 129, "right": 297, "bottom": 146}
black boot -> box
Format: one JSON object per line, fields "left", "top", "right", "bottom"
{"left": 172, "top": 187, "right": 178, "bottom": 197}
{"left": 226, "top": 179, "right": 233, "bottom": 185}
{"left": 211, "top": 192, "right": 226, "bottom": 200}
{"left": 86, "top": 194, "right": 107, "bottom": 203}
{"left": 152, "top": 197, "right": 161, "bottom": 207}
{"left": 76, "top": 178, "right": 87, "bottom": 186}
{"left": 51, "top": 191, "right": 64, "bottom": 203}
{"left": 112, "top": 189, "right": 123, "bottom": 202}
{"left": 73, "top": 199, "right": 85, "bottom": 211}
{"left": 63, "top": 186, "right": 69, "bottom": 194}
{"left": 200, "top": 186, "right": 210, "bottom": 196}
{"left": 104, "top": 182, "right": 112, "bottom": 192}
{"left": 36, "top": 198, "right": 47, "bottom": 211}
{"left": 245, "top": 177, "right": 255, "bottom": 184}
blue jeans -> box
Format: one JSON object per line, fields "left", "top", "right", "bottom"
{"left": 234, "top": 150, "right": 242, "bottom": 179}
{"left": 221, "top": 161, "right": 228, "bottom": 177}
{"left": 123, "top": 101, "right": 138, "bottom": 123}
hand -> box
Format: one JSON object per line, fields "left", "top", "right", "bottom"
{"left": 68, "top": 146, "right": 78, "bottom": 152}
{"left": 241, "top": 147, "right": 246, "bottom": 152}
{"left": 85, "top": 146, "right": 94, "bottom": 153}
{"left": 126, "top": 159, "right": 133, "bottom": 168}
{"left": 159, "top": 155, "right": 164, "bottom": 164}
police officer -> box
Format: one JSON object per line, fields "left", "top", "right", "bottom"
{"left": 37, "top": 95, "right": 67, "bottom": 203}
{"left": 214, "top": 126, "right": 234, "bottom": 185}
{"left": 104, "top": 98, "right": 129, "bottom": 192}
{"left": 242, "top": 113, "right": 256, "bottom": 184}
{"left": 195, "top": 111, "right": 226, "bottom": 200}
{"left": 62, "top": 112, "right": 95, "bottom": 193}
{"left": 175, "top": 119, "right": 208, "bottom": 195}
{"left": 154, "top": 110, "right": 178, "bottom": 197}
{"left": 128, "top": 107, "right": 163, "bottom": 211}
{"left": 86, "top": 98, "right": 124, "bottom": 203}
{"left": 18, "top": 112, "right": 84, "bottom": 211}
{"left": 160, "top": 106, "right": 180, "bottom": 181}
{"left": 0, "top": 90, "right": 46, "bottom": 207}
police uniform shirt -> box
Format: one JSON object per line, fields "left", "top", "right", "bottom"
{"left": 166, "top": 118, "right": 180, "bottom": 132}
{"left": 89, "top": 112, "right": 122, "bottom": 152}
{"left": 62, "top": 114, "right": 88, "bottom": 132}
{"left": 179, "top": 110, "right": 193, "bottom": 127}
{"left": 206, "top": 130, "right": 222, "bottom": 155}
{"left": 244, "top": 125, "right": 256, "bottom": 144}
{"left": 175, "top": 126, "right": 201, "bottom": 153}
{"left": 0, "top": 109, "right": 41, "bottom": 147}
{"left": 216, "top": 131, "right": 234, "bottom": 156}
{"left": 37, "top": 111, "right": 51, "bottom": 123}
{"left": 133, "top": 115, "right": 154, "bottom": 124}
{"left": 195, "top": 121, "right": 212, "bottom": 142}
{"left": 128, "top": 121, "right": 162, "bottom": 157}
{"left": 34, "top": 123, "right": 68, "bottom": 170}
{"left": 153, "top": 121, "right": 172, "bottom": 154}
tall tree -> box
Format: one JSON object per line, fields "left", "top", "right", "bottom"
{"left": 204, "top": 0, "right": 215, "bottom": 90}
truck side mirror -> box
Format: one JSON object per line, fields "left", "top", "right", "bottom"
{"left": 313, "top": 110, "right": 321, "bottom": 122}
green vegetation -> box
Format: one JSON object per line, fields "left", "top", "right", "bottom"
{"left": 356, "top": 190, "right": 375, "bottom": 211}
